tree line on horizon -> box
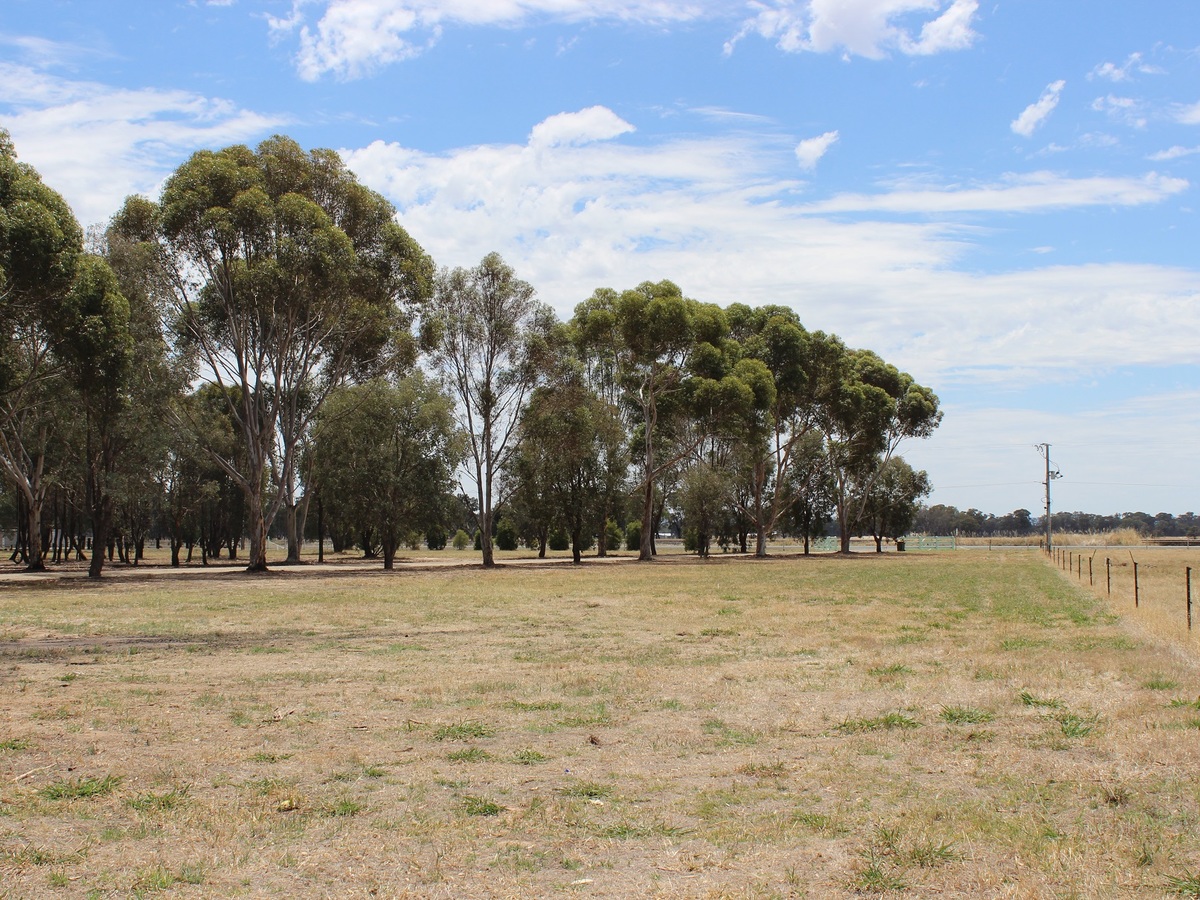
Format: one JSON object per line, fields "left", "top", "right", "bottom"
{"left": 916, "top": 505, "right": 1200, "bottom": 539}
{"left": 0, "top": 132, "right": 941, "bottom": 576}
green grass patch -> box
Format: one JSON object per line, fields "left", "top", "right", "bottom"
{"left": 432, "top": 721, "right": 495, "bottom": 741}
{"left": 940, "top": 705, "right": 994, "bottom": 725}
{"left": 39, "top": 774, "right": 121, "bottom": 800}
{"left": 837, "top": 712, "right": 921, "bottom": 734}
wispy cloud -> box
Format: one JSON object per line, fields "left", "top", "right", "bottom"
{"left": 799, "top": 171, "right": 1187, "bottom": 214}
{"left": 795, "top": 130, "right": 838, "bottom": 170}
{"left": 1149, "top": 145, "right": 1200, "bottom": 161}
{"left": 1088, "top": 52, "right": 1163, "bottom": 83}
{"left": 1012, "top": 80, "right": 1065, "bottom": 137}
{"left": 727, "top": 0, "right": 979, "bottom": 59}
{"left": 0, "top": 63, "right": 286, "bottom": 224}
{"left": 271, "top": 0, "right": 982, "bottom": 80}
{"left": 1176, "top": 100, "right": 1200, "bottom": 125}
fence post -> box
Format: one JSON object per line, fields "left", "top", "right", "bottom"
{"left": 1134, "top": 562, "right": 1139, "bottom": 608}
{"left": 1077, "top": 555, "right": 1081, "bottom": 579}
{"left": 1088, "top": 557, "right": 1093, "bottom": 586}
{"left": 1188, "top": 567, "right": 1193, "bottom": 631}
{"left": 1106, "top": 558, "right": 1111, "bottom": 595}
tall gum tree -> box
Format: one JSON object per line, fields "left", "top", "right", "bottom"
{"left": 820, "top": 349, "right": 941, "bottom": 553}
{"left": 727, "top": 304, "right": 845, "bottom": 557}
{"left": 425, "top": 252, "right": 554, "bottom": 568}
{"left": 112, "top": 135, "right": 433, "bottom": 571}
{"left": 0, "top": 129, "right": 82, "bottom": 571}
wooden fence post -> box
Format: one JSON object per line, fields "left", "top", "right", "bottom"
{"left": 1106, "top": 558, "right": 1111, "bottom": 595}
{"left": 1134, "top": 562, "right": 1139, "bottom": 608}
{"left": 1088, "top": 557, "right": 1093, "bottom": 586}
{"left": 1188, "top": 567, "right": 1193, "bottom": 631}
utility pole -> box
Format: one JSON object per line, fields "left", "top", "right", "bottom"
{"left": 1035, "top": 443, "right": 1061, "bottom": 554}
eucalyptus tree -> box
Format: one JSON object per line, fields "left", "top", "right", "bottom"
{"left": 508, "top": 365, "right": 625, "bottom": 564}
{"left": 112, "top": 135, "right": 433, "bottom": 571}
{"left": 727, "top": 305, "right": 847, "bottom": 556}
{"left": 575, "top": 284, "right": 780, "bottom": 561}
{"left": 424, "top": 252, "right": 555, "bottom": 567}
{"left": 0, "top": 129, "right": 83, "bottom": 571}
{"left": 783, "top": 431, "right": 836, "bottom": 554}
{"left": 308, "top": 374, "right": 463, "bottom": 569}
{"left": 855, "top": 456, "right": 931, "bottom": 552}
{"left": 820, "top": 349, "right": 940, "bottom": 552}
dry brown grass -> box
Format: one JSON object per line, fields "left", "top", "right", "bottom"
{"left": 2, "top": 552, "right": 1200, "bottom": 898}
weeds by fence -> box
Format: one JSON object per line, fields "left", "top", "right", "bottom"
{"left": 1052, "top": 546, "right": 1200, "bottom": 650}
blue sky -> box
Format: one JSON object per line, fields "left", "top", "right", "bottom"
{"left": 3, "top": 0, "right": 1199, "bottom": 517}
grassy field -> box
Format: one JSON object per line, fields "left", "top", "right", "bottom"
{"left": 2, "top": 552, "right": 1200, "bottom": 898}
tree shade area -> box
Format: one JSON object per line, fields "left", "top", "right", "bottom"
{"left": 1, "top": 130, "right": 947, "bottom": 571}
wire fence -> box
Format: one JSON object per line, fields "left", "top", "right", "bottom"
{"left": 1052, "top": 546, "right": 1199, "bottom": 649}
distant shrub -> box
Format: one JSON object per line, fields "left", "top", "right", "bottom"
{"left": 452, "top": 529, "right": 470, "bottom": 551}
{"left": 605, "top": 519, "right": 624, "bottom": 552}
{"left": 625, "top": 521, "right": 641, "bottom": 552}
{"left": 495, "top": 518, "right": 519, "bottom": 551}
{"left": 426, "top": 526, "right": 447, "bottom": 550}
{"left": 549, "top": 528, "right": 570, "bottom": 551}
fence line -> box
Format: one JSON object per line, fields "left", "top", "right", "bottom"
{"left": 1052, "top": 546, "right": 1199, "bottom": 646}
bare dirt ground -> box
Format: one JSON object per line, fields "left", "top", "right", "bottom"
{"left": 2, "top": 551, "right": 1200, "bottom": 898}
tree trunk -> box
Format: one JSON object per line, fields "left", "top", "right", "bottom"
{"left": 88, "top": 496, "right": 114, "bottom": 579}
{"left": 753, "top": 460, "right": 768, "bottom": 557}
{"left": 382, "top": 533, "right": 397, "bottom": 570}
{"left": 477, "top": 457, "right": 495, "bottom": 568}
{"left": 24, "top": 495, "right": 46, "bottom": 572}
{"left": 246, "top": 490, "right": 269, "bottom": 572}
{"left": 284, "top": 501, "right": 302, "bottom": 564}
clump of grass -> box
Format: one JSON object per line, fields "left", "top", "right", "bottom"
{"left": 511, "top": 749, "right": 548, "bottom": 765}
{"left": 853, "top": 851, "right": 906, "bottom": 893}
{"left": 1168, "top": 697, "right": 1200, "bottom": 710}
{"left": 39, "top": 774, "right": 121, "bottom": 800}
{"left": 868, "top": 663, "right": 913, "bottom": 677}
{"left": 837, "top": 712, "right": 921, "bottom": 734}
{"left": 1144, "top": 675, "right": 1180, "bottom": 691}
{"left": 1019, "top": 689, "right": 1063, "bottom": 709}
{"left": 128, "top": 786, "right": 190, "bottom": 811}
{"left": 0, "top": 738, "right": 31, "bottom": 752}
{"left": 940, "top": 705, "right": 994, "bottom": 725}
{"left": 462, "top": 795, "right": 503, "bottom": 817}
{"left": 906, "top": 838, "right": 961, "bottom": 868}
{"left": 506, "top": 700, "right": 563, "bottom": 712}
{"left": 1167, "top": 872, "right": 1200, "bottom": 897}
{"left": 1057, "top": 711, "right": 1099, "bottom": 738}
{"left": 558, "top": 781, "right": 611, "bottom": 799}
{"left": 133, "top": 866, "right": 175, "bottom": 891}
{"left": 323, "top": 797, "right": 364, "bottom": 817}
{"left": 433, "top": 721, "right": 495, "bottom": 741}
{"left": 248, "top": 751, "right": 292, "bottom": 763}
{"left": 447, "top": 747, "right": 491, "bottom": 763}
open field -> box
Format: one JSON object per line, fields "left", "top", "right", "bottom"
{"left": 3, "top": 553, "right": 1200, "bottom": 898}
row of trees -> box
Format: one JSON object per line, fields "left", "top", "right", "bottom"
{"left": 1, "top": 131, "right": 941, "bottom": 575}
{"left": 915, "top": 505, "right": 1200, "bottom": 539}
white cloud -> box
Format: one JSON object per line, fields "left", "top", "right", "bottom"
{"left": 728, "top": 0, "right": 978, "bottom": 59}
{"left": 1091, "top": 94, "right": 1146, "bottom": 128}
{"left": 1149, "top": 145, "right": 1200, "bottom": 161}
{"left": 0, "top": 63, "right": 286, "bottom": 225}
{"left": 275, "top": 0, "right": 719, "bottom": 80}
{"left": 340, "top": 107, "right": 1200, "bottom": 394}
{"left": 795, "top": 130, "right": 838, "bottom": 169}
{"left": 275, "top": 0, "right": 980, "bottom": 79}
{"left": 800, "top": 171, "right": 1187, "bottom": 214}
{"left": 1011, "top": 80, "right": 1065, "bottom": 137}
{"left": 1177, "top": 100, "right": 1200, "bottom": 125}
{"left": 529, "top": 106, "right": 634, "bottom": 147}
